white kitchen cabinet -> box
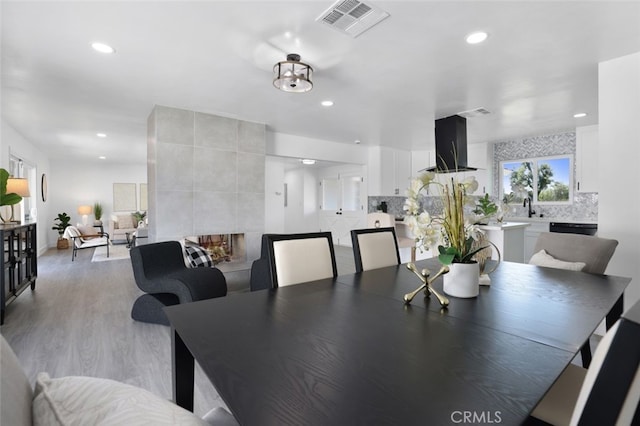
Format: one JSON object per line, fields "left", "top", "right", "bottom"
{"left": 479, "top": 222, "right": 529, "bottom": 263}
{"left": 576, "top": 125, "right": 599, "bottom": 193}
{"left": 411, "top": 149, "right": 435, "bottom": 172}
{"left": 371, "top": 147, "right": 413, "bottom": 196}
{"left": 467, "top": 142, "right": 491, "bottom": 195}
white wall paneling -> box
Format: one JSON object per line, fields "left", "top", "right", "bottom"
{"left": 598, "top": 52, "right": 640, "bottom": 309}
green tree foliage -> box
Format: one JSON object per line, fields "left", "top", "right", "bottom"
{"left": 509, "top": 162, "right": 534, "bottom": 199}
{"left": 508, "top": 161, "right": 569, "bottom": 202}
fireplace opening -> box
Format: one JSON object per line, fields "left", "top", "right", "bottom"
{"left": 191, "top": 233, "right": 245, "bottom": 263}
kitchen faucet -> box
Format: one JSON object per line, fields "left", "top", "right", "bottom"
{"left": 523, "top": 197, "right": 536, "bottom": 218}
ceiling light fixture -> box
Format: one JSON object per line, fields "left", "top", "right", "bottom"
{"left": 91, "top": 42, "right": 115, "bottom": 54}
{"left": 96, "top": 133, "right": 107, "bottom": 138}
{"left": 99, "top": 156, "right": 106, "bottom": 160}
{"left": 321, "top": 100, "right": 334, "bottom": 107}
{"left": 301, "top": 159, "right": 316, "bottom": 165}
{"left": 573, "top": 112, "right": 588, "bottom": 118}
{"left": 273, "top": 54, "right": 313, "bottom": 93}
{"left": 466, "top": 31, "right": 488, "bottom": 44}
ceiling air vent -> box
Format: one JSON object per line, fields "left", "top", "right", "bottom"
{"left": 457, "top": 107, "right": 491, "bottom": 119}
{"left": 316, "top": 0, "right": 390, "bottom": 38}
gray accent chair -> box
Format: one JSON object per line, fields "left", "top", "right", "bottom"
{"left": 530, "top": 232, "right": 620, "bottom": 368}
{"left": 0, "top": 335, "right": 238, "bottom": 425}
{"left": 130, "top": 241, "right": 227, "bottom": 325}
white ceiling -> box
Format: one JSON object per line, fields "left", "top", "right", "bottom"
{"left": 3, "top": 1, "right": 640, "bottom": 165}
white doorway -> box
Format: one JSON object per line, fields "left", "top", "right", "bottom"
{"left": 318, "top": 170, "right": 366, "bottom": 247}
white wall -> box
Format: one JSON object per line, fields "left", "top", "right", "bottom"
{"left": 284, "top": 168, "right": 319, "bottom": 233}
{"left": 266, "top": 132, "right": 368, "bottom": 234}
{"left": 265, "top": 156, "right": 286, "bottom": 233}
{"left": 598, "top": 52, "right": 640, "bottom": 309}
{"left": 1, "top": 120, "right": 52, "bottom": 255}
{"left": 267, "top": 131, "right": 368, "bottom": 164}
{"left": 49, "top": 160, "right": 146, "bottom": 248}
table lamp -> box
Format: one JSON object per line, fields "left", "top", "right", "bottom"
{"left": 77, "top": 205, "right": 92, "bottom": 226}
{"left": 3, "top": 178, "right": 31, "bottom": 223}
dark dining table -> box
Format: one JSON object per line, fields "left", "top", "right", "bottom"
{"left": 164, "top": 259, "right": 630, "bottom": 426}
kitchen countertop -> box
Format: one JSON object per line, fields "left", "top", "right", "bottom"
{"left": 479, "top": 222, "right": 530, "bottom": 231}
{"left": 507, "top": 217, "right": 598, "bottom": 224}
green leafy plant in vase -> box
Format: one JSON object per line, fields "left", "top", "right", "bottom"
{"left": 404, "top": 172, "right": 492, "bottom": 299}
{"left": 132, "top": 211, "right": 147, "bottom": 227}
{"left": 472, "top": 194, "right": 498, "bottom": 225}
{"left": 93, "top": 202, "right": 103, "bottom": 225}
{"left": 52, "top": 212, "right": 71, "bottom": 249}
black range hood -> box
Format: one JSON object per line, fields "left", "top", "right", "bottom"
{"left": 425, "top": 114, "right": 477, "bottom": 173}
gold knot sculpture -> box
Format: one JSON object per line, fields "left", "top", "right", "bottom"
{"left": 404, "top": 262, "right": 450, "bottom": 308}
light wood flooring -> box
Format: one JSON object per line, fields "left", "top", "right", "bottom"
{"left": 1, "top": 243, "right": 357, "bottom": 417}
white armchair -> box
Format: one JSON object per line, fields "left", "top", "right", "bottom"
{"left": 63, "top": 225, "right": 110, "bottom": 261}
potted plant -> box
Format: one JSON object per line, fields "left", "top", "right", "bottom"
{"left": 132, "top": 211, "right": 147, "bottom": 227}
{"left": 93, "top": 202, "right": 103, "bottom": 226}
{"left": 472, "top": 194, "right": 498, "bottom": 225}
{"left": 403, "top": 172, "right": 490, "bottom": 298}
{"left": 52, "top": 212, "right": 71, "bottom": 249}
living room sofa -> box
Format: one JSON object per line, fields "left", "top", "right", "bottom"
{"left": 108, "top": 213, "right": 138, "bottom": 243}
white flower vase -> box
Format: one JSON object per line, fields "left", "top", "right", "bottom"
{"left": 443, "top": 262, "right": 480, "bottom": 298}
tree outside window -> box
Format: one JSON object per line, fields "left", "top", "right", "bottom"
{"left": 501, "top": 156, "right": 572, "bottom": 204}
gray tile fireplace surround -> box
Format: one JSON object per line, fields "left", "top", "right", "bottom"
{"left": 147, "top": 105, "right": 266, "bottom": 264}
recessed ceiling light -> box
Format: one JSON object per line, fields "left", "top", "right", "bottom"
{"left": 354, "top": 140, "right": 361, "bottom": 144}
{"left": 96, "top": 133, "right": 107, "bottom": 138}
{"left": 321, "top": 100, "right": 334, "bottom": 107}
{"left": 98, "top": 156, "right": 106, "bottom": 160}
{"left": 466, "top": 31, "right": 488, "bottom": 44}
{"left": 301, "top": 159, "right": 316, "bottom": 165}
{"left": 91, "top": 42, "right": 115, "bottom": 54}
{"left": 573, "top": 112, "right": 588, "bottom": 118}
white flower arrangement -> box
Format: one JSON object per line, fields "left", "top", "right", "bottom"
{"left": 403, "top": 172, "right": 486, "bottom": 265}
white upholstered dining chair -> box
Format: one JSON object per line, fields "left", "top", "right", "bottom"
{"left": 351, "top": 227, "right": 401, "bottom": 273}
{"left": 531, "top": 300, "right": 640, "bottom": 425}
{"left": 366, "top": 212, "right": 415, "bottom": 259}
{"left": 264, "top": 232, "right": 338, "bottom": 288}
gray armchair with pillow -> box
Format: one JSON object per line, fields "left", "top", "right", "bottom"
{"left": 129, "top": 241, "right": 227, "bottom": 325}
{"left": 0, "top": 334, "right": 238, "bottom": 426}
{"left": 529, "top": 232, "right": 620, "bottom": 368}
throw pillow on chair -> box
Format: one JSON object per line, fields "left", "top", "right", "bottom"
{"left": 184, "top": 245, "right": 214, "bottom": 268}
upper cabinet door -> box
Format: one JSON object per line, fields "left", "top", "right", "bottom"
{"left": 576, "top": 125, "right": 599, "bottom": 193}
{"left": 394, "top": 150, "right": 411, "bottom": 196}
{"left": 467, "top": 142, "right": 490, "bottom": 195}
{"left": 373, "top": 147, "right": 413, "bottom": 196}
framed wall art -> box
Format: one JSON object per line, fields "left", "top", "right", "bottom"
{"left": 139, "top": 183, "right": 148, "bottom": 211}
{"left": 113, "top": 183, "right": 136, "bottom": 211}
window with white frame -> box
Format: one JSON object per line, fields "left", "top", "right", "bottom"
{"left": 500, "top": 155, "right": 572, "bottom": 204}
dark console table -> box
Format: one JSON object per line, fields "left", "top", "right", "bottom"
{"left": 1, "top": 222, "right": 37, "bottom": 324}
